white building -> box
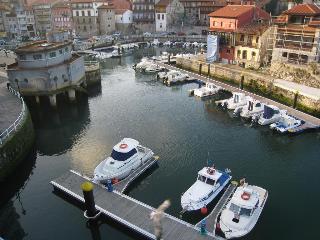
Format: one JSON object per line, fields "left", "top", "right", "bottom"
{"left": 155, "top": 0, "right": 184, "bottom": 32}
{"left": 71, "top": 0, "right": 105, "bottom": 38}
{"left": 115, "top": 9, "right": 132, "bottom": 32}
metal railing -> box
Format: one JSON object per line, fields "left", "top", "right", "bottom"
{"left": 0, "top": 86, "right": 26, "bottom": 145}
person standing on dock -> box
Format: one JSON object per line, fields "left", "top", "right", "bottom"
{"left": 150, "top": 200, "right": 171, "bottom": 240}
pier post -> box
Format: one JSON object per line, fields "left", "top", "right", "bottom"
{"left": 35, "top": 96, "right": 40, "bottom": 104}
{"left": 68, "top": 89, "right": 76, "bottom": 102}
{"left": 240, "top": 75, "right": 244, "bottom": 90}
{"left": 207, "top": 64, "right": 210, "bottom": 76}
{"left": 81, "top": 182, "right": 98, "bottom": 219}
{"left": 199, "top": 63, "right": 202, "bottom": 75}
{"left": 293, "top": 91, "right": 299, "bottom": 109}
{"left": 168, "top": 55, "right": 170, "bottom": 64}
{"left": 49, "top": 94, "right": 57, "bottom": 107}
{"left": 200, "top": 219, "right": 207, "bottom": 235}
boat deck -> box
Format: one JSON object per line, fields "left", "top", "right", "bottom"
{"left": 113, "top": 156, "right": 158, "bottom": 193}
{"left": 51, "top": 170, "right": 222, "bottom": 240}
{"left": 158, "top": 63, "right": 320, "bottom": 132}
{"left": 195, "top": 183, "right": 237, "bottom": 234}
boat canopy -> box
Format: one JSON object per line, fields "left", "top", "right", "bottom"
{"left": 263, "top": 105, "right": 279, "bottom": 119}
{"left": 231, "top": 186, "right": 259, "bottom": 209}
{"left": 233, "top": 92, "right": 245, "bottom": 103}
{"left": 113, "top": 138, "right": 139, "bottom": 153}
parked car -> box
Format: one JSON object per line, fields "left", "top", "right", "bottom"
{"left": 143, "top": 32, "right": 152, "bottom": 37}
{"left": 167, "top": 32, "right": 176, "bottom": 35}
{"left": 177, "top": 32, "right": 186, "bottom": 36}
{"left": 189, "top": 32, "right": 199, "bottom": 36}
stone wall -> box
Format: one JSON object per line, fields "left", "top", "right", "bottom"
{"left": 0, "top": 107, "right": 35, "bottom": 181}
{"left": 269, "top": 61, "right": 320, "bottom": 89}
{"left": 176, "top": 57, "right": 320, "bottom": 116}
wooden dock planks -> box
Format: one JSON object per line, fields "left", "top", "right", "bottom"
{"left": 195, "top": 183, "right": 237, "bottom": 234}
{"left": 158, "top": 62, "right": 320, "bottom": 129}
{"left": 51, "top": 170, "right": 222, "bottom": 240}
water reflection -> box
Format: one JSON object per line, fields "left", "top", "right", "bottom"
{"left": 28, "top": 95, "right": 90, "bottom": 156}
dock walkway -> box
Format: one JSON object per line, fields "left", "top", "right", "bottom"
{"left": 51, "top": 170, "right": 222, "bottom": 240}
{"left": 158, "top": 62, "right": 320, "bottom": 129}
{"left": 195, "top": 183, "right": 237, "bottom": 234}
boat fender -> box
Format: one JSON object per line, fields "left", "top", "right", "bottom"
{"left": 201, "top": 206, "right": 208, "bottom": 215}
{"left": 120, "top": 143, "right": 128, "bottom": 149}
{"left": 241, "top": 192, "right": 250, "bottom": 200}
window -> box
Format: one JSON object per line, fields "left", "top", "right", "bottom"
{"left": 252, "top": 51, "right": 256, "bottom": 57}
{"left": 111, "top": 149, "right": 137, "bottom": 161}
{"left": 53, "top": 76, "right": 58, "bottom": 82}
{"left": 33, "top": 54, "right": 42, "bottom": 60}
{"left": 282, "top": 52, "right": 288, "bottom": 58}
{"left": 88, "top": 10, "right": 91, "bottom": 16}
{"left": 24, "top": 78, "right": 28, "bottom": 83}
{"left": 197, "top": 175, "right": 206, "bottom": 182}
{"left": 240, "top": 207, "right": 252, "bottom": 216}
{"left": 19, "top": 54, "right": 26, "bottom": 60}
{"left": 65, "top": 47, "right": 69, "bottom": 52}
{"left": 59, "top": 49, "right": 63, "bottom": 54}
{"left": 256, "top": 37, "right": 259, "bottom": 43}
{"left": 162, "top": 14, "right": 164, "bottom": 20}
{"left": 76, "top": 11, "right": 79, "bottom": 16}
{"left": 226, "top": 49, "right": 231, "bottom": 54}
{"left": 81, "top": 10, "right": 85, "bottom": 16}
{"left": 49, "top": 52, "right": 56, "bottom": 58}
{"left": 206, "top": 178, "right": 215, "bottom": 186}
{"left": 84, "top": 25, "right": 87, "bottom": 31}
{"left": 157, "top": 13, "right": 160, "bottom": 20}
{"left": 240, "top": 34, "right": 244, "bottom": 42}
{"left": 230, "top": 203, "right": 240, "bottom": 214}
{"left": 237, "top": 50, "right": 241, "bottom": 57}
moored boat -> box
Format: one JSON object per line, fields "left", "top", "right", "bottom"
{"left": 194, "top": 82, "right": 222, "bottom": 98}
{"left": 216, "top": 181, "right": 268, "bottom": 239}
{"left": 257, "top": 105, "right": 285, "bottom": 126}
{"left": 270, "top": 114, "right": 302, "bottom": 133}
{"left": 181, "top": 166, "right": 232, "bottom": 211}
{"left": 233, "top": 97, "right": 264, "bottom": 119}
{"left": 93, "top": 138, "right": 154, "bottom": 183}
{"left": 217, "top": 92, "right": 249, "bottom": 110}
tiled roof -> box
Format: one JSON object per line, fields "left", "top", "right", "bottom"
{"left": 208, "top": 5, "right": 270, "bottom": 20}
{"left": 235, "top": 22, "right": 269, "bottom": 34}
{"left": 98, "top": 4, "right": 114, "bottom": 9}
{"left": 115, "top": 9, "right": 130, "bottom": 14}
{"left": 156, "top": 0, "right": 171, "bottom": 7}
{"left": 108, "top": 0, "right": 131, "bottom": 10}
{"left": 283, "top": 4, "right": 320, "bottom": 16}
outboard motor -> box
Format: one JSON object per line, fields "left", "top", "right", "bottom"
{"left": 233, "top": 107, "right": 242, "bottom": 117}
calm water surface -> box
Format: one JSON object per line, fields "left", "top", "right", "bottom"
{"left": 1, "top": 48, "right": 320, "bottom": 240}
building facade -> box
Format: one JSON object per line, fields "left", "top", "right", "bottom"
{"left": 208, "top": 5, "right": 271, "bottom": 64}
{"left": 7, "top": 36, "right": 85, "bottom": 106}
{"left": 115, "top": 9, "right": 133, "bottom": 32}
{"left": 132, "top": 0, "right": 155, "bottom": 32}
{"left": 16, "top": 5, "right": 36, "bottom": 38}
{"left": 52, "top": 1, "right": 73, "bottom": 33}
{"left": 32, "top": 2, "right": 53, "bottom": 37}
{"left": 98, "top": 4, "right": 116, "bottom": 34}
{"left": 155, "top": 0, "right": 184, "bottom": 32}
{"left": 271, "top": 3, "right": 320, "bottom": 64}
{"left": 71, "top": 0, "right": 104, "bottom": 38}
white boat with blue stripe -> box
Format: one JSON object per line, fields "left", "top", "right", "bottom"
{"left": 181, "top": 166, "right": 232, "bottom": 211}
{"left": 93, "top": 138, "right": 154, "bottom": 183}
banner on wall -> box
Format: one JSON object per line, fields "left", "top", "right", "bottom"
{"left": 206, "top": 35, "right": 219, "bottom": 63}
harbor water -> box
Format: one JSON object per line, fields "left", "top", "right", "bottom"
{"left": 1, "top": 48, "right": 320, "bottom": 240}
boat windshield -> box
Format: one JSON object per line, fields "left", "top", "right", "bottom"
{"left": 111, "top": 148, "right": 137, "bottom": 161}
{"left": 198, "top": 175, "right": 206, "bottom": 182}
{"left": 230, "top": 203, "right": 252, "bottom": 216}
{"left": 206, "top": 178, "right": 216, "bottom": 186}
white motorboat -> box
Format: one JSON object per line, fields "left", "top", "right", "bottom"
{"left": 133, "top": 58, "right": 153, "bottom": 71}
{"left": 183, "top": 42, "right": 191, "bottom": 48}
{"left": 181, "top": 166, "right": 232, "bottom": 211}
{"left": 258, "top": 105, "right": 285, "bottom": 126}
{"left": 217, "top": 92, "right": 249, "bottom": 110}
{"left": 192, "top": 42, "right": 199, "bottom": 47}
{"left": 157, "top": 69, "right": 179, "bottom": 80}
{"left": 270, "top": 114, "right": 302, "bottom": 133}
{"left": 194, "top": 82, "right": 222, "bottom": 98}
{"left": 95, "top": 51, "right": 110, "bottom": 60}
{"left": 144, "top": 63, "right": 164, "bottom": 73}
{"left": 163, "top": 41, "right": 172, "bottom": 46}
{"left": 152, "top": 39, "right": 160, "bottom": 46}
{"left": 93, "top": 138, "right": 154, "bottom": 183}
{"left": 233, "top": 97, "right": 264, "bottom": 119}
{"left": 165, "top": 71, "right": 189, "bottom": 85}
{"left": 217, "top": 181, "right": 268, "bottom": 239}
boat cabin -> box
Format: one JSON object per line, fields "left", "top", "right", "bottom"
{"left": 229, "top": 187, "right": 259, "bottom": 221}
{"left": 263, "top": 105, "right": 280, "bottom": 119}
{"left": 197, "top": 167, "right": 223, "bottom": 186}
{"left": 205, "top": 82, "right": 218, "bottom": 90}
{"left": 111, "top": 138, "right": 139, "bottom": 161}
{"left": 232, "top": 92, "right": 246, "bottom": 103}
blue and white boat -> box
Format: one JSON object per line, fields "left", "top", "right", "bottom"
{"left": 257, "top": 105, "right": 285, "bottom": 126}
{"left": 181, "top": 166, "right": 231, "bottom": 211}
{"left": 270, "top": 114, "right": 302, "bottom": 133}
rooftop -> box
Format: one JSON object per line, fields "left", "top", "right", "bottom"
{"left": 235, "top": 22, "right": 270, "bottom": 34}
{"left": 155, "top": 0, "right": 171, "bottom": 7}
{"left": 283, "top": 3, "right": 320, "bottom": 16}
{"left": 208, "top": 5, "right": 270, "bottom": 20}
{"left": 98, "top": 4, "right": 114, "bottom": 9}
{"left": 15, "top": 40, "right": 72, "bottom": 54}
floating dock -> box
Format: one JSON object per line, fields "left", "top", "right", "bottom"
{"left": 195, "top": 183, "right": 237, "bottom": 234}
{"left": 158, "top": 62, "right": 320, "bottom": 132}
{"left": 51, "top": 170, "right": 224, "bottom": 240}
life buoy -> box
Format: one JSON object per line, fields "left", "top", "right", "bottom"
{"left": 119, "top": 143, "right": 128, "bottom": 149}
{"left": 207, "top": 167, "right": 215, "bottom": 175}
{"left": 241, "top": 192, "right": 250, "bottom": 200}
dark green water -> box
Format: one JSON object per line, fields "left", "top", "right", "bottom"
{"left": 1, "top": 48, "right": 320, "bottom": 240}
